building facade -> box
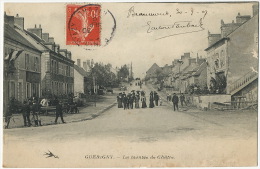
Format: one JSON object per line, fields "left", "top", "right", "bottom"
{"left": 9, "top": 13, "right": 75, "bottom": 98}
{"left": 4, "top": 14, "right": 42, "bottom": 105}
{"left": 205, "top": 5, "right": 258, "bottom": 101}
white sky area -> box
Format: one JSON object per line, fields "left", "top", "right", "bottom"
{"left": 4, "top": 2, "right": 255, "bottom": 78}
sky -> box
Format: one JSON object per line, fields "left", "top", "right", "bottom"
{"left": 4, "top": 2, "right": 255, "bottom": 78}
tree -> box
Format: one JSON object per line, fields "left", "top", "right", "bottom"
{"left": 91, "top": 63, "right": 118, "bottom": 88}
{"left": 117, "top": 65, "right": 129, "bottom": 81}
{"left": 155, "top": 69, "right": 164, "bottom": 82}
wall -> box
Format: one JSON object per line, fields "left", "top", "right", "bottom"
{"left": 234, "top": 79, "right": 258, "bottom": 102}
{"left": 4, "top": 39, "right": 42, "bottom": 101}
{"left": 192, "top": 94, "right": 231, "bottom": 109}
{"left": 206, "top": 40, "right": 228, "bottom": 88}
{"left": 227, "top": 15, "right": 258, "bottom": 87}
{"left": 74, "top": 70, "right": 84, "bottom": 94}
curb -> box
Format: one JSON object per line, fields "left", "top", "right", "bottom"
{"left": 4, "top": 102, "right": 117, "bottom": 130}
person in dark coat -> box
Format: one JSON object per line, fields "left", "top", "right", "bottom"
{"left": 32, "top": 100, "right": 42, "bottom": 126}
{"left": 5, "top": 98, "right": 16, "bottom": 129}
{"left": 135, "top": 94, "right": 140, "bottom": 108}
{"left": 154, "top": 92, "right": 159, "bottom": 106}
{"left": 53, "top": 96, "right": 59, "bottom": 106}
{"left": 141, "top": 95, "right": 147, "bottom": 108}
{"left": 180, "top": 93, "right": 187, "bottom": 107}
{"left": 123, "top": 94, "right": 128, "bottom": 110}
{"left": 172, "top": 93, "right": 179, "bottom": 111}
{"left": 149, "top": 92, "right": 154, "bottom": 108}
{"left": 22, "top": 101, "right": 32, "bottom": 127}
{"left": 55, "top": 101, "right": 65, "bottom": 123}
{"left": 129, "top": 94, "right": 134, "bottom": 109}
{"left": 117, "top": 93, "right": 123, "bottom": 108}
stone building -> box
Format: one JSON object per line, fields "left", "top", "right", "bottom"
{"left": 205, "top": 5, "right": 258, "bottom": 101}
{"left": 11, "top": 13, "right": 75, "bottom": 97}
{"left": 4, "top": 13, "right": 42, "bottom": 113}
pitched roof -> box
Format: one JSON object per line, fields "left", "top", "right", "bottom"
{"left": 193, "top": 62, "right": 207, "bottom": 76}
{"left": 25, "top": 30, "right": 46, "bottom": 43}
{"left": 14, "top": 25, "right": 49, "bottom": 51}
{"left": 4, "top": 23, "right": 41, "bottom": 52}
{"left": 147, "top": 63, "right": 161, "bottom": 73}
{"left": 74, "top": 64, "right": 90, "bottom": 77}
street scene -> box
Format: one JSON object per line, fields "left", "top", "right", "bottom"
{"left": 2, "top": 2, "right": 259, "bottom": 168}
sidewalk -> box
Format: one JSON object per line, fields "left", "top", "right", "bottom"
{"left": 5, "top": 94, "right": 117, "bottom": 129}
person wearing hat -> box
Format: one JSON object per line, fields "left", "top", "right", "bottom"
{"left": 134, "top": 93, "right": 140, "bottom": 108}
{"left": 55, "top": 101, "right": 65, "bottom": 124}
{"left": 172, "top": 93, "right": 179, "bottom": 111}
{"left": 154, "top": 91, "right": 159, "bottom": 106}
{"left": 149, "top": 91, "right": 154, "bottom": 108}
{"left": 22, "top": 101, "right": 32, "bottom": 127}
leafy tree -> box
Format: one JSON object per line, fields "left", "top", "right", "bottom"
{"left": 117, "top": 65, "right": 129, "bottom": 81}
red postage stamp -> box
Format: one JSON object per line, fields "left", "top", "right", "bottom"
{"left": 66, "top": 4, "right": 101, "bottom": 46}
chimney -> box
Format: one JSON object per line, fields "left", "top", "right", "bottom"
{"left": 208, "top": 31, "right": 221, "bottom": 46}
{"left": 77, "top": 59, "right": 81, "bottom": 67}
{"left": 236, "top": 13, "right": 251, "bottom": 23}
{"left": 42, "top": 33, "right": 49, "bottom": 42}
{"left": 59, "top": 49, "right": 67, "bottom": 57}
{"left": 67, "top": 51, "right": 71, "bottom": 59}
{"left": 54, "top": 44, "right": 60, "bottom": 53}
{"left": 48, "top": 37, "right": 55, "bottom": 43}
{"left": 27, "top": 24, "right": 42, "bottom": 39}
{"left": 4, "top": 14, "right": 14, "bottom": 27}
{"left": 253, "top": 4, "right": 259, "bottom": 16}
{"left": 14, "top": 14, "right": 24, "bottom": 29}
{"left": 83, "top": 61, "right": 87, "bottom": 70}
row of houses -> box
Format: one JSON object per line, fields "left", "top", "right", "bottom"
{"left": 4, "top": 12, "right": 76, "bottom": 113}
{"left": 146, "top": 4, "right": 258, "bottom": 102}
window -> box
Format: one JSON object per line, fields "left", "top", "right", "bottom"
{"left": 51, "top": 82, "right": 54, "bottom": 93}
{"left": 56, "top": 62, "right": 59, "bottom": 74}
{"left": 54, "top": 61, "right": 56, "bottom": 74}
{"left": 51, "top": 60, "right": 54, "bottom": 73}
{"left": 26, "top": 83, "right": 30, "bottom": 99}
{"left": 9, "top": 81, "right": 15, "bottom": 99}
{"left": 18, "top": 82, "right": 23, "bottom": 102}
{"left": 25, "top": 54, "right": 30, "bottom": 70}
{"left": 34, "top": 57, "right": 39, "bottom": 72}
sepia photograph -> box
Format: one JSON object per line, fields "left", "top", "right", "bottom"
{"left": 1, "top": 1, "right": 259, "bottom": 168}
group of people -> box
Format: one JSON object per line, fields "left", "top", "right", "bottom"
{"left": 22, "top": 97, "right": 66, "bottom": 127}
{"left": 168, "top": 93, "right": 187, "bottom": 111}
{"left": 116, "top": 90, "right": 162, "bottom": 110}
{"left": 5, "top": 96, "right": 67, "bottom": 129}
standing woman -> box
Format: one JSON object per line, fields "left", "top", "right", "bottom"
{"left": 141, "top": 91, "right": 147, "bottom": 108}
{"left": 135, "top": 94, "right": 140, "bottom": 108}
{"left": 149, "top": 91, "right": 155, "bottom": 108}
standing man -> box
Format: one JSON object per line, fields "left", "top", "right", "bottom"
{"left": 149, "top": 91, "right": 154, "bottom": 108}
{"left": 180, "top": 93, "right": 187, "bottom": 107}
{"left": 22, "top": 101, "right": 32, "bottom": 127}
{"left": 123, "top": 94, "right": 128, "bottom": 110}
{"left": 154, "top": 92, "right": 159, "bottom": 106}
{"left": 172, "top": 93, "right": 179, "bottom": 111}
{"left": 55, "top": 101, "right": 65, "bottom": 124}
{"left": 32, "top": 99, "right": 42, "bottom": 126}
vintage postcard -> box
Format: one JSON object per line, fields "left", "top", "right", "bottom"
{"left": 2, "top": 1, "right": 259, "bottom": 168}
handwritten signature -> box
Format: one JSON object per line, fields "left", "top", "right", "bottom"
{"left": 146, "top": 19, "right": 205, "bottom": 40}
{"left": 127, "top": 6, "right": 207, "bottom": 18}
{"left": 44, "top": 150, "right": 59, "bottom": 159}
